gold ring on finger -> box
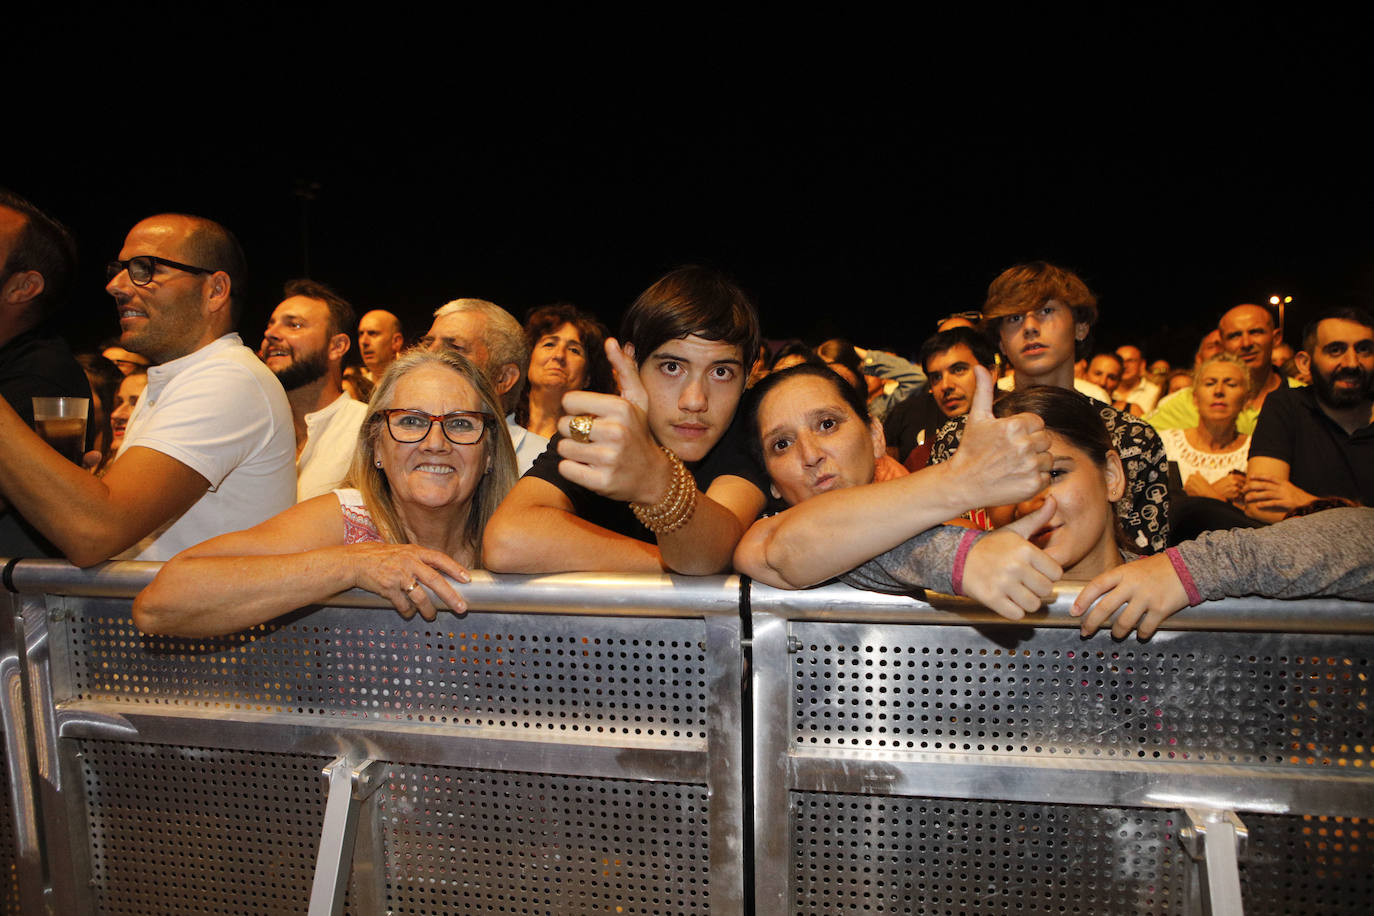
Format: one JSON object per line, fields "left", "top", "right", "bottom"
{"left": 569, "top": 414, "right": 595, "bottom": 443}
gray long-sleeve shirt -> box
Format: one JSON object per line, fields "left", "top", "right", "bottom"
{"left": 839, "top": 508, "right": 1374, "bottom": 603}
{"left": 1170, "top": 507, "right": 1374, "bottom": 603}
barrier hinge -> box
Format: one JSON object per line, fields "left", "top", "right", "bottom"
{"left": 1178, "top": 808, "right": 1247, "bottom": 916}
{"left": 309, "top": 756, "right": 389, "bottom": 916}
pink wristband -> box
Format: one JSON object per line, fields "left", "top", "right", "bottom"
{"left": 951, "top": 529, "right": 985, "bottom": 597}
{"left": 1164, "top": 547, "right": 1203, "bottom": 606}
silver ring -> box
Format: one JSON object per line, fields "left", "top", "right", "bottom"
{"left": 569, "top": 414, "right": 595, "bottom": 444}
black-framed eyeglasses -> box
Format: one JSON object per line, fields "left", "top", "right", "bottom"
{"left": 380, "top": 409, "right": 495, "bottom": 445}
{"left": 106, "top": 255, "right": 218, "bottom": 287}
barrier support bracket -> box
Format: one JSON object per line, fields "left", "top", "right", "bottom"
{"left": 1179, "top": 807, "right": 1247, "bottom": 916}
{"left": 308, "top": 756, "right": 388, "bottom": 916}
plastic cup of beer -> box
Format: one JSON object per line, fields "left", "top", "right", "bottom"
{"left": 32, "top": 397, "right": 89, "bottom": 465}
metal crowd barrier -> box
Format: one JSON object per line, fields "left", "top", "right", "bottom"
{"left": 750, "top": 588, "right": 1374, "bottom": 916}
{"left": 2, "top": 558, "right": 1372, "bottom": 915}
{"left": 4, "top": 561, "right": 746, "bottom": 915}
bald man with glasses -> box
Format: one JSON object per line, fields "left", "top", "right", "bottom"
{"left": 0, "top": 213, "right": 295, "bottom": 566}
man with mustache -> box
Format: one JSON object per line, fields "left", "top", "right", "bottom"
{"left": 1244, "top": 308, "right": 1374, "bottom": 523}
{"left": 262, "top": 279, "right": 369, "bottom": 501}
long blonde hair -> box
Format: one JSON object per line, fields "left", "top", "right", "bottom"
{"left": 346, "top": 349, "right": 518, "bottom": 563}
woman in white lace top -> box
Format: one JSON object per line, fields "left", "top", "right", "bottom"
{"left": 1158, "top": 353, "right": 1252, "bottom": 508}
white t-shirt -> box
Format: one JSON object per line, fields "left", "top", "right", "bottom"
{"left": 996, "top": 374, "right": 1111, "bottom": 403}
{"left": 1118, "top": 377, "right": 1161, "bottom": 415}
{"left": 506, "top": 413, "right": 548, "bottom": 476}
{"left": 116, "top": 334, "right": 296, "bottom": 560}
{"left": 296, "top": 392, "right": 370, "bottom": 501}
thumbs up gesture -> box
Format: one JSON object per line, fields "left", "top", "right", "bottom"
{"left": 946, "top": 366, "right": 1052, "bottom": 509}
{"left": 960, "top": 496, "right": 1063, "bottom": 619}
{"left": 556, "top": 338, "right": 674, "bottom": 504}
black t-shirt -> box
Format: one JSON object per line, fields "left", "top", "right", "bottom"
{"left": 524, "top": 411, "right": 770, "bottom": 543}
{"left": 882, "top": 389, "right": 947, "bottom": 464}
{"left": 0, "top": 327, "right": 94, "bottom": 558}
{"left": 1249, "top": 384, "right": 1374, "bottom": 505}
{"left": 0, "top": 328, "right": 93, "bottom": 428}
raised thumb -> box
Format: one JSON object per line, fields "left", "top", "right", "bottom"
{"left": 1004, "top": 494, "right": 1056, "bottom": 539}
{"left": 968, "top": 365, "right": 995, "bottom": 420}
{"left": 605, "top": 338, "right": 647, "bottom": 409}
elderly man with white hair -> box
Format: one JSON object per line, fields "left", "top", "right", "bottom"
{"left": 419, "top": 297, "right": 547, "bottom": 474}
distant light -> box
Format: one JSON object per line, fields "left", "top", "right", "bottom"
{"left": 1269, "top": 295, "right": 1281, "bottom": 305}
{"left": 1284, "top": 296, "right": 1293, "bottom": 304}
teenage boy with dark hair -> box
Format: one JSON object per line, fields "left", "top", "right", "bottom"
{"left": 484, "top": 265, "right": 769, "bottom": 574}
{"left": 929, "top": 261, "right": 1171, "bottom": 553}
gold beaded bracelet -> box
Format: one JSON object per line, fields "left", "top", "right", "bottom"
{"left": 631, "top": 446, "right": 697, "bottom": 535}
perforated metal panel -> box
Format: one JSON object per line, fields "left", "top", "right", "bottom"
{"left": 1239, "top": 813, "right": 1374, "bottom": 915}
{"left": 792, "top": 793, "right": 1186, "bottom": 914}
{"left": 379, "top": 764, "right": 711, "bottom": 914}
{"left": 65, "top": 600, "right": 708, "bottom": 739}
{"left": 0, "top": 741, "right": 17, "bottom": 916}
{"left": 790, "top": 623, "right": 1373, "bottom": 767}
{"left": 77, "top": 739, "right": 329, "bottom": 915}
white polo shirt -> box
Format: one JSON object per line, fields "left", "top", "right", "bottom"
{"left": 116, "top": 334, "right": 296, "bottom": 560}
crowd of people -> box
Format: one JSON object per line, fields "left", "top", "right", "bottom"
{"left": 1, "top": 189, "right": 1370, "bottom": 641}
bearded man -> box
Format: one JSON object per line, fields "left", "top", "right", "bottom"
{"left": 262, "top": 279, "right": 369, "bottom": 501}
{"left": 1244, "top": 308, "right": 1374, "bottom": 522}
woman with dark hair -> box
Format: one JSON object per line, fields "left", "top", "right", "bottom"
{"left": 97, "top": 369, "right": 147, "bottom": 476}
{"left": 739, "top": 376, "right": 1374, "bottom": 639}
{"left": 815, "top": 338, "right": 865, "bottom": 396}
{"left": 987, "top": 386, "right": 1131, "bottom": 578}
{"left": 740, "top": 380, "right": 1140, "bottom": 615}
{"left": 76, "top": 352, "right": 122, "bottom": 458}
{"left": 134, "top": 349, "right": 518, "bottom": 635}
{"left": 768, "top": 341, "right": 819, "bottom": 374}
{"left": 734, "top": 366, "right": 1056, "bottom": 618}
{"left": 517, "top": 303, "right": 612, "bottom": 438}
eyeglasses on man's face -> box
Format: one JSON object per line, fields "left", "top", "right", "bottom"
{"left": 380, "top": 409, "right": 495, "bottom": 445}
{"left": 106, "top": 255, "right": 217, "bottom": 287}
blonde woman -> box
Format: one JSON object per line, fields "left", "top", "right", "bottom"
{"left": 135, "top": 350, "right": 517, "bottom": 635}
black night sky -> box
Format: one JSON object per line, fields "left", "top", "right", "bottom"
{"left": 12, "top": 12, "right": 1372, "bottom": 370}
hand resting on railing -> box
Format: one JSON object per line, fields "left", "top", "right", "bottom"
{"left": 133, "top": 349, "right": 517, "bottom": 636}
